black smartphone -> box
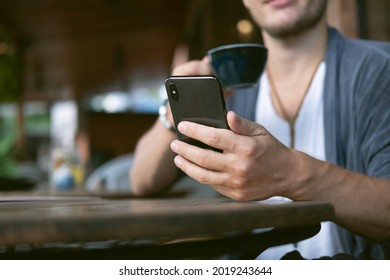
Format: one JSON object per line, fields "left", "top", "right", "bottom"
{"left": 165, "top": 75, "right": 229, "bottom": 152}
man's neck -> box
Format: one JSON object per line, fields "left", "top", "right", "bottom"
{"left": 261, "top": 19, "right": 328, "bottom": 123}
{"left": 262, "top": 20, "right": 328, "bottom": 77}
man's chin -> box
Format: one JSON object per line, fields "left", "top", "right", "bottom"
{"left": 261, "top": 23, "right": 305, "bottom": 38}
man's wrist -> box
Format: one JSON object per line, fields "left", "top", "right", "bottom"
{"left": 159, "top": 99, "right": 176, "bottom": 133}
{"left": 289, "top": 149, "right": 332, "bottom": 201}
{"left": 285, "top": 149, "right": 315, "bottom": 201}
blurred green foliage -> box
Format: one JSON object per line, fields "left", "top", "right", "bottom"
{"left": 0, "top": 25, "right": 21, "bottom": 102}
{"left": 0, "top": 25, "right": 21, "bottom": 178}
{"left": 0, "top": 117, "right": 17, "bottom": 178}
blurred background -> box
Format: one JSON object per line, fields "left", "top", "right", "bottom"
{"left": 0, "top": 0, "right": 389, "bottom": 192}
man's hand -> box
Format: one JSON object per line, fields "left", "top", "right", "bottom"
{"left": 172, "top": 56, "right": 212, "bottom": 76}
{"left": 170, "top": 111, "right": 301, "bottom": 201}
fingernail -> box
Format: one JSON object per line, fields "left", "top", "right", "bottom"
{"left": 174, "top": 156, "right": 182, "bottom": 167}
{"left": 178, "top": 122, "right": 187, "bottom": 133}
{"left": 170, "top": 140, "right": 178, "bottom": 152}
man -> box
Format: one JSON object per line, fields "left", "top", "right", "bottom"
{"left": 130, "top": 0, "right": 390, "bottom": 259}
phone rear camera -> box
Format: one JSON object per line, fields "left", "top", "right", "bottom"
{"left": 169, "top": 83, "right": 179, "bottom": 100}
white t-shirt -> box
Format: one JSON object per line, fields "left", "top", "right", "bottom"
{"left": 255, "top": 62, "right": 344, "bottom": 259}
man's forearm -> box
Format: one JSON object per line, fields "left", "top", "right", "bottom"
{"left": 130, "top": 120, "right": 178, "bottom": 196}
{"left": 295, "top": 151, "right": 390, "bottom": 242}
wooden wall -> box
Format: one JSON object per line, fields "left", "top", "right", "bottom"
{"left": 328, "top": 0, "right": 390, "bottom": 40}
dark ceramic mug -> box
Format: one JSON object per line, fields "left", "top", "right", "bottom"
{"left": 208, "top": 43, "right": 268, "bottom": 88}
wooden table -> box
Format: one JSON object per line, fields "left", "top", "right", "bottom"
{"left": 0, "top": 193, "right": 335, "bottom": 259}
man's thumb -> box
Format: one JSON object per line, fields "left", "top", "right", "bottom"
{"left": 227, "top": 111, "right": 266, "bottom": 136}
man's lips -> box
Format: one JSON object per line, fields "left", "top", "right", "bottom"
{"left": 263, "top": 0, "right": 296, "bottom": 9}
